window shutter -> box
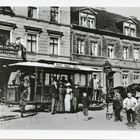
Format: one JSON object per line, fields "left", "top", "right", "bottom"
{"left": 73, "top": 33, "right": 77, "bottom": 53}
{"left": 98, "top": 40, "right": 101, "bottom": 56}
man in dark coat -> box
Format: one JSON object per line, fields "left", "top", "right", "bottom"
{"left": 49, "top": 80, "right": 59, "bottom": 114}
{"left": 72, "top": 84, "right": 79, "bottom": 112}
{"left": 19, "top": 86, "right": 28, "bottom": 117}
{"left": 82, "top": 92, "right": 90, "bottom": 121}
{"left": 113, "top": 91, "right": 123, "bottom": 122}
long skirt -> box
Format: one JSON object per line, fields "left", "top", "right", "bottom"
{"left": 65, "top": 94, "right": 71, "bottom": 112}
{"left": 57, "top": 95, "right": 64, "bottom": 112}
{"left": 72, "top": 97, "right": 77, "bottom": 112}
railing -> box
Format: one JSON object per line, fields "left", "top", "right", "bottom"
{"left": 0, "top": 45, "right": 22, "bottom": 59}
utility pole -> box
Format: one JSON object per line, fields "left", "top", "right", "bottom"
{"left": 103, "top": 60, "right": 112, "bottom": 111}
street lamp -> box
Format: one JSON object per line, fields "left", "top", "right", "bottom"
{"left": 103, "top": 60, "right": 112, "bottom": 111}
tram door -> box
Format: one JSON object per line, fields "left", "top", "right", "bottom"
{"left": 34, "top": 67, "right": 43, "bottom": 102}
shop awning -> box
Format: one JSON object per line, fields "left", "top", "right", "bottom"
{"left": 8, "top": 61, "right": 102, "bottom": 72}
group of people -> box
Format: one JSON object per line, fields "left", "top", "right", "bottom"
{"left": 49, "top": 76, "right": 79, "bottom": 115}
{"left": 112, "top": 90, "right": 140, "bottom": 126}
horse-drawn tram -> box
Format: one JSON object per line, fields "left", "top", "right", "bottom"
{"left": 4, "top": 60, "right": 101, "bottom": 110}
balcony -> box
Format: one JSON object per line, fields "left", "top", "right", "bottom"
{"left": 0, "top": 44, "right": 22, "bottom": 60}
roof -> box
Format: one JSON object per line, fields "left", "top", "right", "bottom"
{"left": 71, "top": 7, "right": 140, "bottom": 37}
{"left": 8, "top": 61, "right": 102, "bottom": 72}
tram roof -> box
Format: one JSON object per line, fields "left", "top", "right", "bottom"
{"left": 8, "top": 61, "right": 102, "bottom": 72}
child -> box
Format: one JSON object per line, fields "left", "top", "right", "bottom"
{"left": 82, "top": 92, "right": 90, "bottom": 121}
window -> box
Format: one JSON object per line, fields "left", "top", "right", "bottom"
{"left": 74, "top": 74, "right": 86, "bottom": 86}
{"left": 124, "top": 22, "right": 136, "bottom": 37}
{"left": 50, "top": 7, "right": 59, "bottom": 23}
{"left": 134, "top": 48, "right": 139, "bottom": 61}
{"left": 27, "top": 34, "right": 37, "bottom": 52}
{"left": 77, "top": 39, "right": 84, "bottom": 54}
{"left": 130, "top": 28, "right": 136, "bottom": 37}
{"left": 28, "top": 7, "right": 37, "bottom": 18}
{"left": 80, "top": 13, "right": 96, "bottom": 29}
{"left": 123, "top": 46, "right": 129, "bottom": 60}
{"left": 133, "top": 74, "right": 139, "bottom": 83}
{"left": 90, "top": 41, "right": 98, "bottom": 56}
{"left": 49, "top": 37, "right": 59, "bottom": 55}
{"left": 122, "top": 74, "right": 128, "bottom": 86}
{"left": 0, "top": 29, "right": 10, "bottom": 46}
{"left": 124, "top": 26, "right": 129, "bottom": 36}
{"left": 108, "top": 44, "right": 114, "bottom": 58}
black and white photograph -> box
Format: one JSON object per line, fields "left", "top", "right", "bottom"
{"left": 1, "top": 2, "right": 140, "bottom": 138}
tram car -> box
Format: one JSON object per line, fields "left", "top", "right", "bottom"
{"left": 4, "top": 61, "right": 101, "bottom": 110}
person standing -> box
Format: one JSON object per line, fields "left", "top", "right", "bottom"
{"left": 96, "top": 83, "right": 102, "bottom": 102}
{"left": 123, "top": 92, "right": 138, "bottom": 126}
{"left": 64, "top": 83, "right": 72, "bottom": 112}
{"left": 113, "top": 91, "right": 123, "bottom": 122}
{"left": 135, "top": 91, "right": 140, "bottom": 123}
{"left": 92, "top": 74, "right": 99, "bottom": 101}
{"left": 23, "top": 75, "right": 31, "bottom": 101}
{"left": 72, "top": 84, "right": 79, "bottom": 112}
{"left": 19, "top": 86, "right": 28, "bottom": 117}
{"left": 49, "top": 79, "right": 59, "bottom": 115}
{"left": 82, "top": 92, "right": 90, "bottom": 121}
{"left": 14, "top": 37, "right": 26, "bottom": 61}
{"left": 56, "top": 83, "right": 65, "bottom": 113}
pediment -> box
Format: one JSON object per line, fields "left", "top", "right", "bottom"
{"left": 75, "top": 7, "right": 97, "bottom": 15}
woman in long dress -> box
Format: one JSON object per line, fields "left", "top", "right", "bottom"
{"left": 65, "top": 83, "right": 72, "bottom": 112}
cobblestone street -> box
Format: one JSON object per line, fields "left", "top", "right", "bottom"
{"left": 0, "top": 104, "right": 140, "bottom": 130}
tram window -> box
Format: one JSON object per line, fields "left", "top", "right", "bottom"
{"left": 80, "top": 74, "right": 86, "bottom": 86}
{"left": 8, "top": 72, "right": 17, "bottom": 85}
{"left": 44, "top": 73, "right": 49, "bottom": 85}
{"left": 87, "top": 74, "right": 92, "bottom": 86}
{"left": 74, "top": 74, "right": 80, "bottom": 85}
{"left": 37, "top": 72, "right": 43, "bottom": 85}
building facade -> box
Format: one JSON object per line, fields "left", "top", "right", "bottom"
{"left": 0, "top": 7, "right": 72, "bottom": 87}
{"left": 1, "top": 7, "right": 140, "bottom": 92}
{"left": 71, "top": 7, "right": 140, "bottom": 91}
{"left": 0, "top": 7, "right": 71, "bottom": 63}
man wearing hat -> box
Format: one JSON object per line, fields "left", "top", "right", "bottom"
{"left": 123, "top": 92, "right": 138, "bottom": 125}
{"left": 49, "top": 79, "right": 59, "bottom": 114}
{"left": 72, "top": 84, "right": 79, "bottom": 112}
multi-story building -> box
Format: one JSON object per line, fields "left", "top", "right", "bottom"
{"left": 1, "top": 6, "right": 140, "bottom": 94}
{"left": 0, "top": 7, "right": 71, "bottom": 63}
{"left": 71, "top": 7, "right": 140, "bottom": 91}
{"left": 0, "top": 7, "right": 71, "bottom": 86}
